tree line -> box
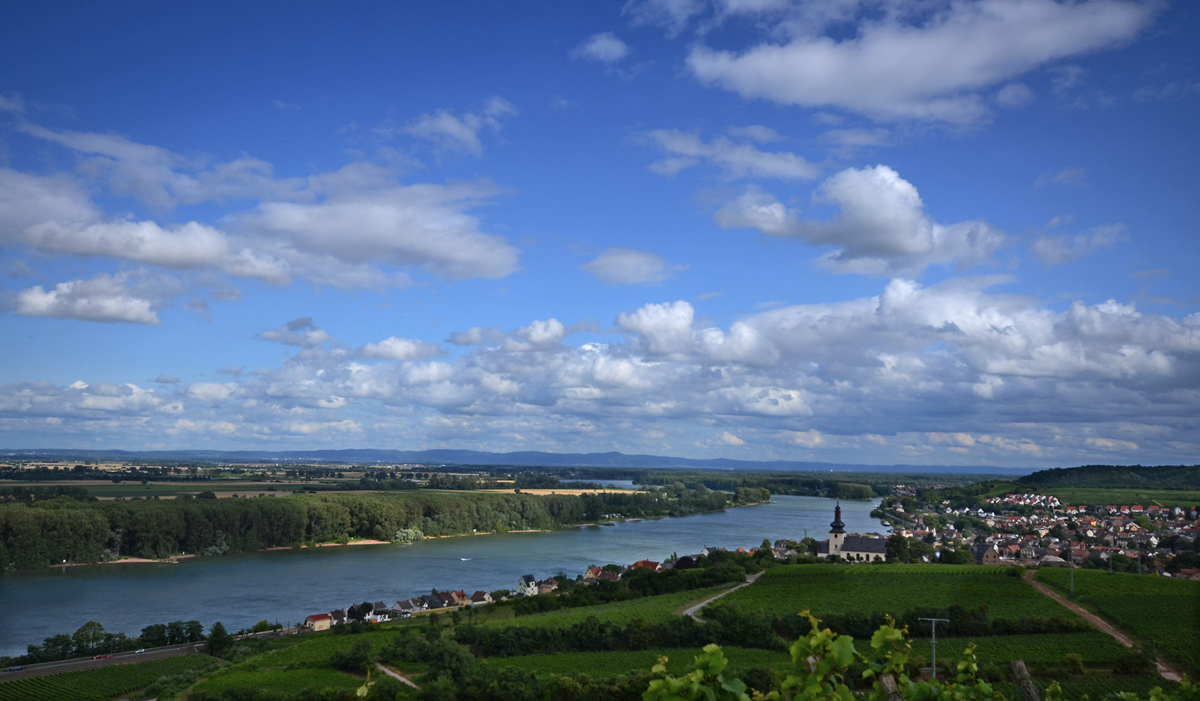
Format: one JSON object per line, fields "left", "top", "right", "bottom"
{"left": 0, "top": 486, "right": 769, "bottom": 570}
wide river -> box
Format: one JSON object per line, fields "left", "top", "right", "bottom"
{"left": 0, "top": 495, "right": 882, "bottom": 656}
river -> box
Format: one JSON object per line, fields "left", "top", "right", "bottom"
{"left": 0, "top": 495, "right": 882, "bottom": 656}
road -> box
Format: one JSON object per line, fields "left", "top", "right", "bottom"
{"left": 1024, "top": 570, "right": 1182, "bottom": 682}
{"left": 0, "top": 643, "right": 202, "bottom": 682}
{"left": 681, "top": 571, "right": 764, "bottom": 621}
{"left": 376, "top": 662, "right": 420, "bottom": 689}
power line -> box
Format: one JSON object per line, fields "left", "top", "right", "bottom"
{"left": 918, "top": 617, "right": 950, "bottom": 681}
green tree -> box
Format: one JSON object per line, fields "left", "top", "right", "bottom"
{"left": 204, "top": 621, "right": 233, "bottom": 656}
{"left": 71, "top": 621, "right": 107, "bottom": 656}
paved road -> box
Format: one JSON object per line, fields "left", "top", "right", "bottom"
{"left": 681, "top": 571, "right": 764, "bottom": 622}
{"left": 0, "top": 644, "right": 203, "bottom": 682}
{"left": 1024, "top": 570, "right": 1182, "bottom": 682}
{"left": 376, "top": 662, "right": 420, "bottom": 689}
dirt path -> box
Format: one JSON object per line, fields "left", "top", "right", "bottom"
{"left": 376, "top": 662, "right": 420, "bottom": 689}
{"left": 1024, "top": 570, "right": 1182, "bottom": 682}
{"left": 681, "top": 571, "right": 764, "bottom": 622}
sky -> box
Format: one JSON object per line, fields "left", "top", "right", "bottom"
{"left": 1, "top": 1, "right": 1198, "bottom": 468}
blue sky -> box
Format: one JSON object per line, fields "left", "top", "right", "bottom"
{"left": 1, "top": 0, "right": 1198, "bottom": 467}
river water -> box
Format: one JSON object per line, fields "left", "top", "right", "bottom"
{"left": 0, "top": 495, "right": 882, "bottom": 656}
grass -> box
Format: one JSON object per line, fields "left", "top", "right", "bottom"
{"left": 1036, "top": 568, "right": 1200, "bottom": 674}
{"left": 1038, "top": 487, "right": 1200, "bottom": 508}
{"left": 487, "top": 646, "right": 793, "bottom": 678}
{"left": 0, "top": 654, "right": 218, "bottom": 701}
{"left": 722, "top": 564, "right": 1072, "bottom": 621}
{"left": 485, "top": 585, "right": 736, "bottom": 628}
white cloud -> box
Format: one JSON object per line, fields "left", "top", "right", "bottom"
{"left": 447, "top": 326, "right": 507, "bottom": 346}
{"left": 644, "top": 129, "right": 820, "bottom": 180}
{"left": 15, "top": 273, "right": 160, "bottom": 324}
{"left": 623, "top": 0, "right": 706, "bottom": 38}
{"left": 720, "top": 431, "right": 745, "bottom": 445}
{"left": 1035, "top": 167, "right": 1087, "bottom": 187}
{"left": 5, "top": 277, "right": 1200, "bottom": 463}
{"left": 717, "top": 165, "right": 1006, "bottom": 276}
{"left": 255, "top": 317, "right": 331, "bottom": 348}
{"left": 572, "top": 32, "right": 631, "bottom": 63}
{"left": 995, "top": 82, "right": 1035, "bottom": 107}
{"left": 1031, "top": 224, "right": 1126, "bottom": 265}
{"left": 404, "top": 97, "right": 517, "bottom": 156}
{"left": 684, "top": 0, "right": 1159, "bottom": 122}
{"left": 361, "top": 337, "right": 443, "bottom": 362}
{"left": 584, "top": 248, "right": 684, "bottom": 285}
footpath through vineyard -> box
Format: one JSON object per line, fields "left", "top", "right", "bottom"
{"left": 1024, "top": 571, "right": 1182, "bottom": 682}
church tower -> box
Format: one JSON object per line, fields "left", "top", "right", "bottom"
{"left": 829, "top": 501, "right": 846, "bottom": 557}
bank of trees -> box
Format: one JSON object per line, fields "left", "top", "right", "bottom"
{"left": 6, "top": 619, "right": 204, "bottom": 665}
{"left": 0, "top": 487, "right": 768, "bottom": 570}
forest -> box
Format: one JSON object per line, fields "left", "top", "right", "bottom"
{"left": 0, "top": 485, "right": 770, "bottom": 570}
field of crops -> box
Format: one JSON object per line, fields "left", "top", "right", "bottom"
{"left": 0, "top": 653, "right": 217, "bottom": 701}
{"left": 236, "top": 631, "right": 395, "bottom": 670}
{"left": 1040, "top": 488, "right": 1200, "bottom": 508}
{"left": 190, "top": 667, "right": 361, "bottom": 696}
{"left": 908, "top": 632, "right": 1127, "bottom": 668}
{"left": 1036, "top": 569, "right": 1200, "bottom": 673}
{"left": 487, "top": 646, "right": 793, "bottom": 678}
{"left": 723, "top": 565, "right": 1071, "bottom": 620}
{"left": 492, "top": 585, "right": 735, "bottom": 628}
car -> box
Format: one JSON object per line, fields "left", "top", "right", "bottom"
{"left": 5, "top": 666, "right": 24, "bottom": 672}
{"left": 105, "top": 654, "right": 113, "bottom": 658}
{"left": 134, "top": 649, "right": 145, "bottom": 654}
{"left": 93, "top": 655, "right": 104, "bottom": 659}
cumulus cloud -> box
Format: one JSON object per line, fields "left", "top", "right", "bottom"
{"left": 361, "top": 336, "right": 443, "bottom": 362}
{"left": 584, "top": 248, "right": 685, "bottom": 284}
{"left": 447, "top": 326, "right": 507, "bottom": 346}
{"left": 644, "top": 129, "right": 820, "bottom": 180}
{"left": 717, "top": 165, "right": 1006, "bottom": 276}
{"left": 15, "top": 273, "right": 161, "bottom": 324}
{"left": 681, "top": 0, "right": 1159, "bottom": 122}
{"left": 5, "top": 277, "right": 1200, "bottom": 463}
{"left": 154, "top": 374, "right": 181, "bottom": 384}
{"left": 720, "top": 431, "right": 745, "bottom": 445}
{"left": 255, "top": 317, "right": 332, "bottom": 348}
{"left": 995, "top": 82, "right": 1035, "bottom": 107}
{"left": 0, "top": 121, "right": 522, "bottom": 308}
{"left": 1031, "top": 224, "right": 1126, "bottom": 265}
{"left": 572, "top": 32, "right": 632, "bottom": 63}
{"left": 404, "top": 97, "right": 517, "bottom": 156}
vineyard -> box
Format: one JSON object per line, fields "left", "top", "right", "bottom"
{"left": 488, "top": 646, "right": 793, "bottom": 678}
{"left": 724, "top": 564, "right": 1071, "bottom": 620}
{"left": 0, "top": 654, "right": 217, "bottom": 701}
{"left": 908, "top": 631, "right": 1128, "bottom": 667}
{"left": 493, "top": 585, "right": 734, "bottom": 628}
{"left": 1036, "top": 568, "right": 1200, "bottom": 673}
{"left": 190, "top": 667, "right": 361, "bottom": 697}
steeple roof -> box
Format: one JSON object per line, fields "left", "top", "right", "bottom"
{"left": 830, "top": 501, "right": 846, "bottom": 534}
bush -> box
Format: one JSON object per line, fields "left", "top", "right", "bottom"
{"left": 329, "top": 639, "right": 372, "bottom": 673}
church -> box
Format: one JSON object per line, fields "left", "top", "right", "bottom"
{"left": 817, "top": 502, "right": 888, "bottom": 562}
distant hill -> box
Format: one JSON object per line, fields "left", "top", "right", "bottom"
{"left": 0, "top": 447, "right": 1023, "bottom": 475}
{"left": 1018, "top": 464, "right": 1200, "bottom": 490}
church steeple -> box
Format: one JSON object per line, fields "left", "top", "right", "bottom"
{"left": 830, "top": 501, "right": 845, "bottom": 534}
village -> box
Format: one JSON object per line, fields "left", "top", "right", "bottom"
{"left": 880, "top": 488, "right": 1200, "bottom": 576}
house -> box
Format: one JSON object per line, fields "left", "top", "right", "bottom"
{"left": 437, "top": 591, "right": 458, "bottom": 608}
{"left": 421, "top": 593, "right": 444, "bottom": 609}
{"left": 538, "top": 581, "right": 558, "bottom": 595}
{"left": 329, "top": 609, "right": 346, "bottom": 626}
{"left": 970, "top": 542, "right": 1000, "bottom": 565}
{"left": 699, "top": 546, "right": 725, "bottom": 557}
{"left": 450, "top": 590, "right": 470, "bottom": 606}
{"left": 629, "top": 559, "right": 662, "bottom": 572}
{"left": 469, "top": 591, "right": 493, "bottom": 605}
{"left": 518, "top": 574, "right": 538, "bottom": 597}
{"left": 304, "top": 613, "right": 331, "bottom": 632}
{"left": 816, "top": 502, "right": 887, "bottom": 562}
{"left": 585, "top": 566, "right": 605, "bottom": 579}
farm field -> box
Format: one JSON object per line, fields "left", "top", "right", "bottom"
{"left": 489, "top": 585, "right": 736, "bottom": 628}
{"left": 0, "top": 653, "right": 217, "bottom": 701}
{"left": 488, "top": 646, "right": 793, "bottom": 678}
{"left": 232, "top": 631, "right": 396, "bottom": 670}
{"left": 1036, "top": 569, "right": 1200, "bottom": 674}
{"left": 908, "top": 631, "right": 1128, "bottom": 668}
{"left": 190, "top": 666, "right": 361, "bottom": 696}
{"left": 1038, "top": 487, "right": 1200, "bottom": 508}
{"left": 720, "top": 564, "right": 1072, "bottom": 620}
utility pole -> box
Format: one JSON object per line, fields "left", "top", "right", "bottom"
{"left": 1068, "top": 546, "right": 1074, "bottom": 600}
{"left": 919, "top": 618, "right": 950, "bottom": 681}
